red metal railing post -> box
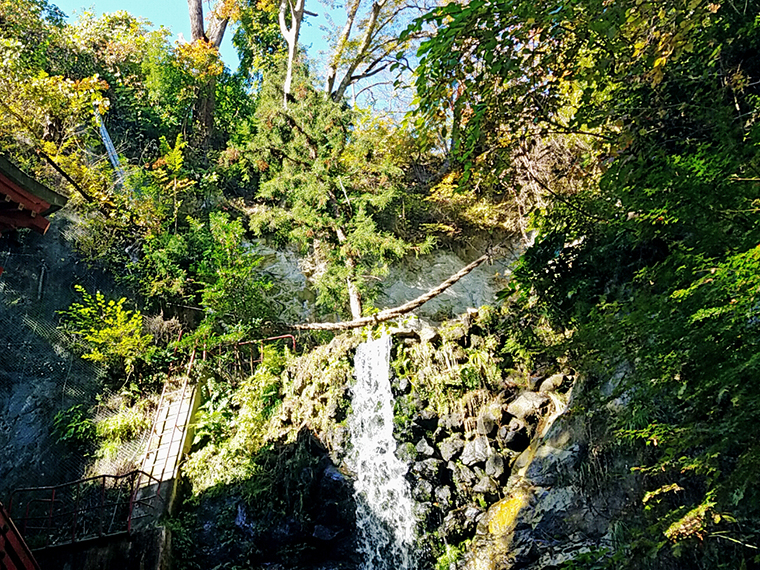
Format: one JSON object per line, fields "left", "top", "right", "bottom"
{"left": 23, "top": 500, "right": 31, "bottom": 536}
{"left": 99, "top": 476, "right": 105, "bottom": 537}
{"left": 45, "top": 489, "right": 55, "bottom": 548}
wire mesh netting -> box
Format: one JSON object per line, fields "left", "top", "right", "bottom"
{"left": 0, "top": 216, "right": 141, "bottom": 501}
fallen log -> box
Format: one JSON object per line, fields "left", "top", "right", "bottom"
{"left": 291, "top": 253, "right": 490, "bottom": 331}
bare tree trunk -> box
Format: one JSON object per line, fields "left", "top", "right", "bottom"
{"left": 291, "top": 254, "right": 490, "bottom": 331}
{"left": 279, "top": 0, "right": 306, "bottom": 108}
{"left": 324, "top": 0, "right": 362, "bottom": 95}
{"left": 187, "top": 0, "right": 229, "bottom": 151}
{"left": 335, "top": 227, "right": 363, "bottom": 320}
{"left": 188, "top": 0, "right": 206, "bottom": 41}
{"left": 332, "top": 0, "right": 385, "bottom": 101}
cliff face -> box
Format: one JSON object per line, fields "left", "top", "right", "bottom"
{"left": 174, "top": 310, "right": 644, "bottom": 570}
{"left": 0, "top": 215, "right": 112, "bottom": 499}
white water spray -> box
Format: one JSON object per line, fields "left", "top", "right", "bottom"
{"left": 349, "top": 335, "right": 416, "bottom": 570}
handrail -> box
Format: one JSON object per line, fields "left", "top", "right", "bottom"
{"left": 7, "top": 470, "right": 165, "bottom": 549}
{"left": 8, "top": 470, "right": 163, "bottom": 510}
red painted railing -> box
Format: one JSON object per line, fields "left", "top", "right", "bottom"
{"left": 0, "top": 502, "right": 40, "bottom": 570}
{"left": 7, "top": 470, "right": 163, "bottom": 550}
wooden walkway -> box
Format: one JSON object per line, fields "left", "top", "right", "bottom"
{"left": 133, "top": 376, "right": 198, "bottom": 524}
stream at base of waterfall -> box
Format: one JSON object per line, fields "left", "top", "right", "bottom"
{"left": 349, "top": 335, "right": 417, "bottom": 570}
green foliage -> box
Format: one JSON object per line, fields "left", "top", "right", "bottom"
{"left": 53, "top": 405, "right": 96, "bottom": 450}
{"left": 435, "top": 542, "right": 467, "bottom": 570}
{"left": 189, "top": 211, "right": 274, "bottom": 331}
{"left": 97, "top": 404, "right": 151, "bottom": 444}
{"left": 242, "top": 67, "right": 433, "bottom": 317}
{"left": 165, "top": 513, "right": 201, "bottom": 570}
{"left": 233, "top": 0, "right": 285, "bottom": 83}
{"left": 410, "top": 0, "right": 760, "bottom": 564}
{"left": 60, "top": 285, "right": 154, "bottom": 377}
{"left": 193, "top": 376, "right": 236, "bottom": 447}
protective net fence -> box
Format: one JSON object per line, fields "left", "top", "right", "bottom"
{"left": 0, "top": 220, "right": 146, "bottom": 502}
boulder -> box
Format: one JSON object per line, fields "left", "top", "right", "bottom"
{"left": 395, "top": 442, "right": 417, "bottom": 463}
{"left": 413, "top": 479, "right": 434, "bottom": 502}
{"left": 435, "top": 485, "right": 453, "bottom": 508}
{"left": 461, "top": 436, "right": 490, "bottom": 466}
{"left": 439, "top": 411, "right": 465, "bottom": 432}
{"left": 485, "top": 452, "right": 505, "bottom": 480}
{"left": 476, "top": 412, "right": 497, "bottom": 437}
{"left": 416, "top": 437, "right": 436, "bottom": 457}
{"left": 464, "top": 505, "right": 485, "bottom": 527}
{"left": 498, "top": 418, "right": 531, "bottom": 452}
{"left": 419, "top": 327, "right": 440, "bottom": 344}
{"left": 439, "top": 434, "right": 465, "bottom": 462}
{"left": 413, "top": 458, "right": 444, "bottom": 480}
{"left": 539, "top": 373, "right": 567, "bottom": 393}
{"left": 441, "top": 510, "right": 470, "bottom": 541}
{"left": 507, "top": 392, "right": 549, "bottom": 420}
{"left": 473, "top": 476, "right": 499, "bottom": 495}
{"left": 449, "top": 461, "right": 477, "bottom": 489}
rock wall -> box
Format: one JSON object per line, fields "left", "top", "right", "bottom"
{"left": 255, "top": 240, "right": 523, "bottom": 324}
{"left": 174, "top": 310, "right": 641, "bottom": 570}
{"left": 0, "top": 215, "right": 112, "bottom": 500}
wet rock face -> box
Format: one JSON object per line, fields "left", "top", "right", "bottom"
{"left": 185, "top": 438, "right": 360, "bottom": 570}
{"left": 386, "top": 323, "right": 580, "bottom": 569}
{"left": 467, "top": 375, "right": 647, "bottom": 570}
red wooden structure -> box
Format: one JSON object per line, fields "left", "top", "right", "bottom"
{"left": 0, "top": 502, "right": 40, "bottom": 570}
{"left": 0, "top": 155, "right": 68, "bottom": 237}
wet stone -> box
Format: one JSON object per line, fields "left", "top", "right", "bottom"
{"left": 473, "top": 476, "right": 499, "bottom": 495}
{"left": 396, "top": 441, "right": 417, "bottom": 463}
{"left": 413, "top": 458, "right": 443, "bottom": 480}
{"left": 439, "top": 434, "right": 465, "bottom": 462}
{"left": 507, "top": 392, "right": 549, "bottom": 420}
{"left": 461, "top": 436, "right": 490, "bottom": 466}
{"left": 485, "top": 452, "right": 505, "bottom": 480}
{"left": 416, "top": 437, "right": 436, "bottom": 457}
{"left": 450, "top": 461, "right": 477, "bottom": 489}
{"left": 435, "top": 485, "right": 452, "bottom": 508}
{"left": 413, "top": 479, "right": 434, "bottom": 502}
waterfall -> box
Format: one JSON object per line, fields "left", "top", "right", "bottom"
{"left": 349, "top": 335, "right": 416, "bottom": 570}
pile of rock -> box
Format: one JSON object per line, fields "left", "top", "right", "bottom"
{"left": 390, "top": 369, "right": 574, "bottom": 554}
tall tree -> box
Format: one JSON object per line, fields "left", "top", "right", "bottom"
{"left": 323, "top": 0, "right": 434, "bottom": 103}
{"left": 277, "top": 0, "right": 306, "bottom": 107}
{"left": 186, "top": 0, "right": 232, "bottom": 149}
{"left": 244, "top": 71, "right": 433, "bottom": 319}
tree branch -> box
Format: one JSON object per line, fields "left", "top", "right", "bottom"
{"left": 290, "top": 253, "right": 490, "bottom": 330}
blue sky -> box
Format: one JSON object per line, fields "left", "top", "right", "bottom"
{"left": 52, "top": 0, "right": 332, "bottom": 71}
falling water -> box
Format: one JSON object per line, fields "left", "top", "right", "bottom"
{"left": 349, "top": 335, "right": 416, "bottom": 570}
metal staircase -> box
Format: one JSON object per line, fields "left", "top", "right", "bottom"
{"left": 6, "top": 375, "right": 198, "bottom": 551}
{"left": 0, "top": 502, "right": 40, "bottom": 570}
{"left": 6, "top": 470, "right": 164, "bottom": 550}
